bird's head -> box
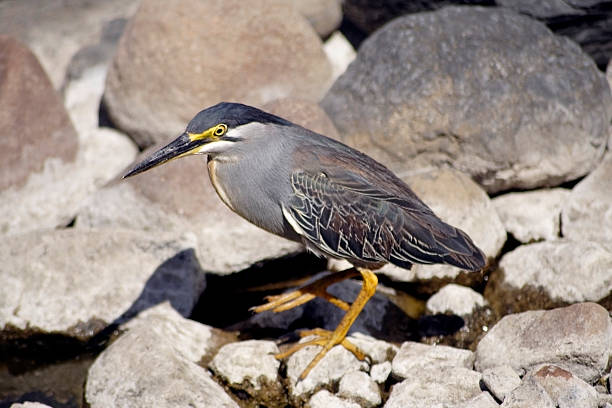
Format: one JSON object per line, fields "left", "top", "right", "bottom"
{"left": 123, "top": 102, "right": 291, "bottom": 178}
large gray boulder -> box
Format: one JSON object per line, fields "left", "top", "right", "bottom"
{"left": 322, "top": 6, "right": 611, "bottom": 193}
{"left": 104, "top": 0, "right": 332, "bottom": 147}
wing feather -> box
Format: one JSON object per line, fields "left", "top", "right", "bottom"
{"left": 283, "top": 169, "right": 485, "bottom": 271}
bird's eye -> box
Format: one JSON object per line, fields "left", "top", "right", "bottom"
{"left": 214, "top": 124, "right": 227, "bottom": 137}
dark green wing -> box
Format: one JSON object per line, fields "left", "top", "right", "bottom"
{"left": 282, "top": 169, "right": 485, "bottom": 271}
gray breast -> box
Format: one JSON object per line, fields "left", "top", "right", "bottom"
{"left": 206, "top": 126, "right": 297, "bottom": 240}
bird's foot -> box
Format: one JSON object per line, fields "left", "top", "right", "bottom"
{"left": 250, "top": 268, "right": 360, "bottom": 314}
{"left": 276, "top": 328, "right": 367, "bottom": 380}
{"left": 273, "top": 269, "right": 378, "bottom": 380}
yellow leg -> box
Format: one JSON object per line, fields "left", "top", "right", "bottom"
{"left": 275, "top": 269, "right": 378, "bottom": 380}
{"left": 250, "top": 268, "right": 360, "bottom": 314}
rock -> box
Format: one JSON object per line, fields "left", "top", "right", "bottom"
{"left": 286, "top": 337, "right": 368, "bottom": 402}
{"left": 493, "top": 188, "right": 570, "bottom": 243}
{"left": 370, "top": 361, "right": 392, "bottom": 384}
{"left": 63, "top": 37, "right": 139, "bottom": 202}
{"left": 309, "top": 390, "right": 360, "bottom": 408}
{"left": 489, "top": 240, "right": 612, "bottom": 312}
{"left": 528, "top": 364, "right": 598, "bottom": 408}
{"left": 289, "top": 0, "right": 342, "bottom": 38}
{"left": 0, "top": 36, "right": 135, "bottom": 236}
{"left": 63, "top": 19, "right": 126, "bottom": 133}
{"left": 481, "top": 365, "right": 522, "bottom": 402}
{"left": 373, "top": 169, "right": 504, "bottom": 288}
{"left": 426, "top": 284, "right": 487, "bottom": 316}
{"left": 322, "top": 6, "right": 611, "bottom": 194}
{"left": 475, "top": 303, "right": 612, "bottom": 383}
{"left": 10, "top": 403, "right": 53, "bottom": 408}
{"left": 608, "top": 60, "right": 612, "bottom": 90}
{"left": 121, "top": 302, "right": 235, "bottom": 364}
{"left": 342, "top": 1, "right": 612, "bottom": 70}
{"left": 85, "top": 303, "right": 238, "bottom": 408}
{"left": 210, "top": 340, "right": 284, "bottom": 405}
{"left": 337, "top": 370, "right": 381, "bottom": 408}
{"left": 501, "top": 377, "right": 555, "bottom": 408}
{"left": 105, "top": 0, "right": 332, "bottom": 147}
{"left": 454, "top": 392, "right": 500, "bottom": 408}
{"left": 0, "top": 0, "right": 139, "bottom": 88}
{"left": 384, "top": 366, "right": 482, "bottom": 407}
{"left": 324, "top": 31, "right": 357, "bottom": 82}
{"left": 0, "top": 35, "right": 75, "bottom": 232}
{"left": 0, "top": 35, "right": 77, "bottom": 191}
{"left": 562, "top": 151, "right": 612, "bottom": 242}
{"left": 261, "top": 98, "right": 339, "bottom": 139}
{"left": 76, "top": 153, "right": 301, "bottom": 275}
{"left": 348, "top": 332, "right": 398, "bottom": 364}
{"left": 392, "top": 341, "right": 474, "bottom": 379}
{"left": 498, "top": 0, "right": 612, "bottom": 69}
{"left": 0, "top": 229, "right": 205, "bottom": 340}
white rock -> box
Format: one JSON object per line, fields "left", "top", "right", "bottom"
{"left": 287, "top": 339, "right": 368, "bottom": 401}
{"left": 493, "top": 188, "right": 570, "bottom": 242}
{"left": 475, "top": 303, "right": 612, "bottom": 383}
{"left": 498, "top": 240, "right": 612, "bottom": 304}
{"left": 324, "top": 31, "right": 357, "bottom": 82}
{"left": 10, "top": 403, "right": 54, "bottom": 408}
{"left": 338, "top": 370, "right": 381, "bottom": 408}
{"left": 309, "top": 390, "right": 361, "bottom": 408}
{"left": 348, "top": 332, "right": 398, "bottom": 364}
{"left": 122, "top": 302, "right": 231, "bottom": 363}
{"left": 385, "top": 366, "right": 482, "bottom": 407}
{"left": 562, "top": 151, "right": 612, "bottom": 242}
{"left": 370, "top": 361, "right": 392, "bottom": 384}
{"left": 453, "top": 392, "right": 499, "bottom": 408}
{"left": 481, "top": 365, "right": 522, "bottom": 402}
{"left": 501, "top": 377, "right": 555, "bottom": 408}
{"left": 86, "top": 303, "right": 238, "bottom": 408}
{"left": 392, "top": 341, "right": 474, "bottom": 379}
{"left": 426, "top": 284, "right": 487, "bottom": 316}
{"left": 210, "top": 340, "right": 280, "bottom": 390}
{"left": 0, "top": 229, "right": 204, "bottom": 337}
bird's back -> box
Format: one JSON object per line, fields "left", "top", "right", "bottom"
{"left": 282, "top": 126, "right": 486, "bottom": 272}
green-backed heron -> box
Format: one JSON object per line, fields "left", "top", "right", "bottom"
{"left": 124, "top": 102, "right": 486, "bottom": 379}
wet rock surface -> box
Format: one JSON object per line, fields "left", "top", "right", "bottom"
{"left": 1, "top": 1, "right": 611, "bottom": 407}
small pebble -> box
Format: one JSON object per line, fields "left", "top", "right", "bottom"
{"left": 337, "top": 371, "right": 381, "bottom": 408}
{"left": 370, "top": 361, "right": 392, "bottom": 384}
{"left": 308, "top": 390, "right": 360, "bottom": 408}
{"left": 482, "top": 365, "right": 522, "bottom": 401}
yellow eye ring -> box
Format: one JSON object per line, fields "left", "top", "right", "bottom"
{"left": 214, "top": 124, "right": 228, "bottom": 137}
